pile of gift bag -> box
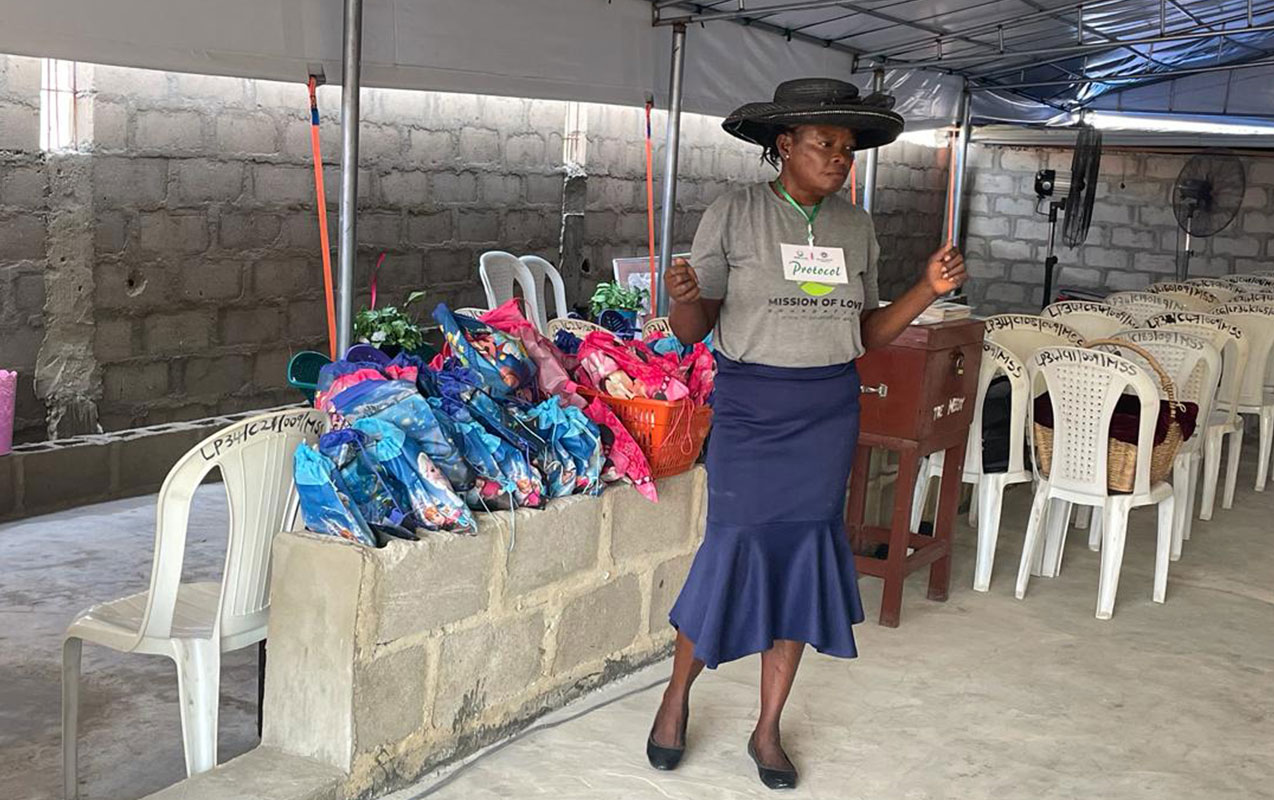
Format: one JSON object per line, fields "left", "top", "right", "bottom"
{"left": 295, "top": 300, "right": 714, "bottom": 547}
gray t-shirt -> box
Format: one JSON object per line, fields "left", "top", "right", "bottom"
{"left": 691, "top": 182, "right": 880, "bottom": 368}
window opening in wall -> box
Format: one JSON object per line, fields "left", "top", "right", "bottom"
{"left": 563, "top": 101, "right": 587, "bottom": 168}
{"left": 40, "top": 58, "right": 80, "bottom": 152}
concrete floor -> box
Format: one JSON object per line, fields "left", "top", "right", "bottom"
{"left": 388, "top": 449, "right": 1274, "bottom": 800}
{"left": 0, "top": 486, "right": 260, "bottom": 800}
{"left": 3, "top": 444, "right": 1273, "bottom": 800}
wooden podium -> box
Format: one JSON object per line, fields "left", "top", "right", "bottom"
{"left": 847, "top": 319, "right": 985, "bottom": 627}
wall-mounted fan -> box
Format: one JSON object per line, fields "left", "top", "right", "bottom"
{"left": 1173, "top": 153, "right": 1245, "bottom": 280}
{"left": 1032, "top": 125, "right": 1102, "bottom": 309}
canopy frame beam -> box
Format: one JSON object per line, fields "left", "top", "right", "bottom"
{"left": 336, "top": 0, "right": 363, "bottom": 356}
{"left": 656, "top": 22, "right": 688, "bottom": 317}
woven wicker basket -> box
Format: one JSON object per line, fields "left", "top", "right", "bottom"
{"left": 1033, "top": 339, "right": 1185, "bottom": 493}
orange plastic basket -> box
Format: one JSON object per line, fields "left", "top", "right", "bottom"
{"left": 578, "top": 388, "right": 712, "bottom": 480}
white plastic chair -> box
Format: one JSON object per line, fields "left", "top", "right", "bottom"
{"left": 1212, "top": 304, "right": 1274, "bottom": 491}
{"left": 642, "top": 316, "right": 674, "bottom": 338}
{"left": 1144, "top": 282, "right": 1221, "bottom": 312}
{"left": 909, "top": 342, "right": 1032, "bottom": 591}
{"left": 1016, "top": 347, "right": 1174, "bottom": 620}
{"left": 546, "top": 317, "right": 611, "bottom": 338}
{"left": 1092, "top": 332, "right": 1221, "bottom": 561}
{"left": 62, "top": 408, "right": 328, "bottom": 796}
{"left": 1143, "top": 312, "right": 1249, "bottom": 521}
{"left": 1229, "top": 291, "right": 1274, "bottom": 307}
{"left": 479, "top": 250, "right": 543, "bottom": 331}
{"left": 1184, "top": 278, "right": 1239, "bottom": 303}
{"left": 454, "top": 306, "right": 488, "bottom": 318}
{"left": 1223, "top": 274, "right": 1274, "bottom": 288}
{"left": 1105, "top": 291, "right": 1187, "bottom": 324}
{"left": 1041, "top": 301, "right": 1137, "bottom": 342}
{"left": 983, "top": 314, "right": 1084, "bottom": 364}
{"left": 520, "top": 254, "right": 569, "bottom": 332}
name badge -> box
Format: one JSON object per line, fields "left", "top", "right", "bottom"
{"left": 781, "top": 243, "right": 848, "bottom": 286}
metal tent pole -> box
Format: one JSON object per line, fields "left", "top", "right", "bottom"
{"left": 656, "top": 23, "right": 687, "bottom": 316}
{"left": 336, "top": 0, "right": 363, "bottom": 356}
{"left": 947, "top": 88, "right": 972, "bottom": 248}
{"left": 861, "top": 69, "right": 885, "bottom": 214}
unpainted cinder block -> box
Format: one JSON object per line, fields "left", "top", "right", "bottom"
{"left": 371, "top": 533, "right": 493, "bottom": 643}
{"left": 354, "top": 644, "right": 429, "bottom": 753}
{"left": 648, "top": 554, "right": 693, "bottom": 634}
{"left": 502, "top": 494, "right": 602, "bottom": 598}
{"left": 609, "top": 469, "right": 702, "bottom": 563}
{"left": 432, "top": 612, "right": 545, "bottom": 733}
{"left": 552, "top": 573, "right": 642, "bottom": 674}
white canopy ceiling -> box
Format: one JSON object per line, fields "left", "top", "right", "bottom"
{"left": 0, "top": 0, "right": 961, "bottom": 124}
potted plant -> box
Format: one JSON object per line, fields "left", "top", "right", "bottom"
{"left": 353, "top": 290, "right": 431, "bottom": 357}
{"left": 589, "top": 282, "right": 648, "bottom": 326}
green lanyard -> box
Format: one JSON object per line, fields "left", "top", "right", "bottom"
{"left": 773, "top": 179, "right": 821, "bottom": 246}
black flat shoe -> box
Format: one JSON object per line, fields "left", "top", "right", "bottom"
{"left": 747, "top": 734, "right": 798, "bottom": 790}
{"left": 646, "top": 704, "right": 689, "bottom": 771}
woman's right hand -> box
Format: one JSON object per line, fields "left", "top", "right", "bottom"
{"left": 666, "top": 258, "right": 700, "bottom": 305}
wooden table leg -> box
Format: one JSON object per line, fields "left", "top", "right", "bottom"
{"left": 879, "top": 449, "right": 919, "bottom": 627}
{"left": 846, "top": 444, "right": 872, "bottom": 554}
{"left": 928, "top": 442, "right": 965, "bottom": 602}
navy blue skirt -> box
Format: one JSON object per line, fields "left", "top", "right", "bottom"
{"left": 669, "top": 355, "right": 865, "bottom": 668}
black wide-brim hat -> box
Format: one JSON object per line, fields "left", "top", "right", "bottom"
{"left": 723, "top": 77, "right": 905, "bottom": 151}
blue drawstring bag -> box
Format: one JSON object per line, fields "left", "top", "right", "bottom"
{"left": 527, "top": 399, "right": 588, "bottom": 498}
{"left": 433, "top": 303, "right": 536, "bottom": 398}
{"left": 329, "top": 379, "right": 475, "bottom": 492}
{"left": 293, "top": 444, "right": 377, "bottom": 547}
{"left": 352, "top": 418, "right": 477, "bottom": 534}
{"left": 559, "top": 403, "right": 606, "bottom": 495}
{"left": 318, "top": 428, "right": 407, "bottom": 527}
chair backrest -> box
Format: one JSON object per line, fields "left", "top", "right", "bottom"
{"left": 520, "top": 255, "right": 570, "bottom": 332}
{"left": 479, "top": 251, "right": 542, "bottom": 330}
{"left": 546, "top": 317, "right": 612, "bottom": 338}
{"left": 1185, "top": 278, "right": 1239, "bottom": 302}
{"left": 1029, "top": 347, "right": 1161, "bottom": 497}
{"left": 642, "top": 316, "right": 674, "bottom": 338}
{"left": 1144, "top": 282, "right": 1221, "bottom": 312}
{"left": 136, "top": 408, "right": 329, "bottom": 647}
{"left": 967, "top": 341, "right": 1029, "bottom": 477}
{"left": 1226, "top": 275, "right": 1274, "bottom": 291}
{"left": 453, "top": 306, "right": 488, "bottom": 318}
{"left": 1105, "top": 291, "right": 1187, "bottom": 323}
{"left": 1143, "top": 311, "right": 1248, "bottom": 423}
{"left": 1212, "top": 304, "right": 1274, "bottom": 408}
{"left": 1041, "top": 301, "right": 1136, "bottom": 342}
{"left": 984, "top": 314, "right": 1084, "bottom": 364}
{"left": 1095, "top": 331, "right": 1222, "bottom": 430}
{"left": 1229, "top": 291, "right": 1274, "bottom": 307}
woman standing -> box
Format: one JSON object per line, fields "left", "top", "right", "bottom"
{"left": 648, "top": 78, "right": 967, "bottom": 790}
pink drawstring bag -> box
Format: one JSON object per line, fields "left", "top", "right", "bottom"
{"left": 480, "top": 299, "right": 585, "bottom": 408}
{"left": 585, "top": 397, "right": 657, "bottom": 502}
{"left": 578, "top": 332, "right": 690, "bottom": 402}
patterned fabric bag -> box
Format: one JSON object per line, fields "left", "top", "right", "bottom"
{"left": 433, "top": 303, "right": 536, "bottom": 398}
{"left": 352, "top": 418, "right": 477, "bottom": 534}
{"left": 293, "top": 444, "right": 377, "bottom": 546}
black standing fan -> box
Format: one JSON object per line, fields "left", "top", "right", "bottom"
{"left": 1033, "top": 126, "right": 1102, "bottom": 308}
{"left": 1173, "top": 153, "right": 1245, "bottom": 280}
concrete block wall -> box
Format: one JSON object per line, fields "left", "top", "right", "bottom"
{"left": 1, "top": 51, "right": 949, "bottom": 445}
{"left": 0, "top": 55, "right": 47, "bottom": 443}
{"left": 962, "top": 144, "right": 1274, "bottom": 314}
{"left": 262, "top": 468, "right": 707, "bottom": 800}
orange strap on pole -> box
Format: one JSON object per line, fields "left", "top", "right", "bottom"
{"left": 644, "top": 99, "right": 657, "bottom": 319}
{"left": 309, "top": 76, "right": 338, "bottom": 360}
{"left": 850, "top": 160, "right": 858, "bottom": 205}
